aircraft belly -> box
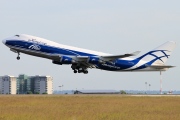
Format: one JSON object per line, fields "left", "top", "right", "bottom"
{"left": 11, "top": 47, "right": 53, "bottom": 60}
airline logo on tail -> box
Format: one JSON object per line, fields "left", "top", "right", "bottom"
{"left": 139, "top": 41, "right": 176, "bottom": 65}
{"left": 142, "top": 50, "right": 170, "bottom": 65}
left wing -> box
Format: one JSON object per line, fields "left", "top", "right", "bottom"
{"left": 50, "top": 51, "right": 140, "bottom": 69}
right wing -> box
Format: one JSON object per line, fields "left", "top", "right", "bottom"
{"left": 76, "top": 51, "right": 140, "bottom": 63}
{"left": 100, "top": 51, "right": 140, "bottom": 61}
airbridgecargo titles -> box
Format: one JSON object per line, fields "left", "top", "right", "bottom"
{"left": 2, "top": 34, "right": 176, "bottom": 74}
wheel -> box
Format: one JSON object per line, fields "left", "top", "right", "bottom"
{"left": 74, "top": 70, "right": 77, "bottom": 73}
{"left": 17, "top": 56, "right": 20, "bottom": 60}
{"left": 83, "top": 70, "right": 88, "bottom": 74}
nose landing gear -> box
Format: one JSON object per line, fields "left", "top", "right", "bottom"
{"left": 17, "top": 53, "right": 20, "bottom": 60}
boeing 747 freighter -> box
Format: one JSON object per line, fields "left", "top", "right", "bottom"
{"left": 2, "top": 34, "right": 176, "bottom": 74}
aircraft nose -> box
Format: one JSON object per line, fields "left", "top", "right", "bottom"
{"left": 2, "top": 39, "right": 6, "bottom": 44}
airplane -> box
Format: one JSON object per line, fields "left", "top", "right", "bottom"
{"left": 2, "top": 34, "right": 176, "bottom": 74}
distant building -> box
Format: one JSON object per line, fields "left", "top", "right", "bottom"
{"left": 0, "top": 75, "right": 17, "bottom": 94}
{"left": 17, "top": 74, "right": 32, "bottom": 94}
{"left": 74, "top": 90, "right": 120, "bottom": 94}
{"left": 16, "top": 74, "right": 53, "bottom": 94}
{"left": 31, "top": 75, "right": 53, "bottom": 94}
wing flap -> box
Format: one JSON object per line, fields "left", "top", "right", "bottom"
{"left": 101, "top": 51, "right": 140, "bottom": 61}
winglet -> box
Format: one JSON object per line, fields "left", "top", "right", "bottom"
{"left": 130, "top": 51, "right": 141, "bottom": 56}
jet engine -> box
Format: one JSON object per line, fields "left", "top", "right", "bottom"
{"left": 60, "top": 56, "right": 74, "bottom": 64}
{"left": 87, "top": 56, "right": 103, "bottom": 64}
{"left": 52, "top": 56, "right": 75, "bottom": 65}
{"left": 52, "top": 60, "right": 62, "bottom": 65}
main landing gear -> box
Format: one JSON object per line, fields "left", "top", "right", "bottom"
{"left": 71, "top": 64, "right": 88, "bottom": 74}
{"left": 17, "top": 53, "right": 20, "bottom": 60}
{"left": 73, "top": 68, "right": 88, "bottom": 74}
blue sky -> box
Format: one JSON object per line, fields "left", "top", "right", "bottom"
{"left": 0, "top": 0, "right": 179, "bottom": 91}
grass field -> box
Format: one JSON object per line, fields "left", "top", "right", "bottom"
{"left": 0, "top": 95, "right": 180, "bottom": 120}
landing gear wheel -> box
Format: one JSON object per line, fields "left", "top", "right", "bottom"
{"left": 74, "top": 70, "right": 77, "bottom": 73}
{"left": 17, "top": 56, "right": 20, "bottom": 60}
{"left": 83, "top": 70, "right": 88, "bottom": 74}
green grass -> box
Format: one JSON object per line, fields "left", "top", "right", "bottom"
{"left": 0, "top": 95, "right": 180, "bottom": 120}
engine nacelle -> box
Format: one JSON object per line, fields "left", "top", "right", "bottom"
{"left": 52, "top": 56, "right": 74, "bottom": 65}
{"left": 52, "top": 60, "right": 62, "bottom": 65}
{"left": 87, "top": 56, "right": 101, "bottom": 64}
{"left": 60, "top": 56, "right": 73, "bottom": 64}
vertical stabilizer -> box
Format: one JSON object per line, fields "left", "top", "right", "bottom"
{"left": 139, "top": 41, "right": 176, "bottom": 65}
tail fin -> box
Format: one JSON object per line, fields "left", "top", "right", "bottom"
{"left": 139, "top": 41, "right": 176, "bottom": 65}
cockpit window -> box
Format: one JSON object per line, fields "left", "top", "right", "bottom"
{"left": 15, "top": 35, "right": 20, "bottom": 37}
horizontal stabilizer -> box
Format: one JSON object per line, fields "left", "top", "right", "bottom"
{"left": 146, "top": 65, "right": 175, "bottom": 69}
